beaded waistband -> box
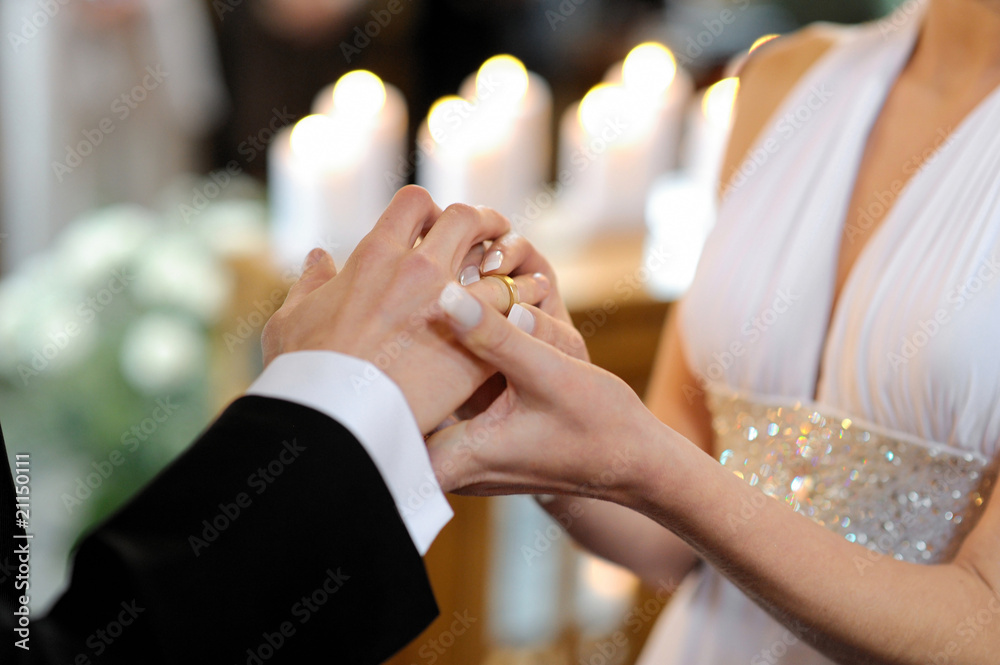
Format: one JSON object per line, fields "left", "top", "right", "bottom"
{"left": 707, "top": 387, "right": 994, "bottom": 564}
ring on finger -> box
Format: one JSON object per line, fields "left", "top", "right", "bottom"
{"left": 485, "top": 274, "right": 519, "bottom": 316}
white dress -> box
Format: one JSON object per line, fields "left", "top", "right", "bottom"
{"left": 639, "top": 8, "right": 1000, "bottom": 665}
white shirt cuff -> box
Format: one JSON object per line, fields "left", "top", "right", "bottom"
{"left": 245, "top": 351, "right": 452, "bottom": 555}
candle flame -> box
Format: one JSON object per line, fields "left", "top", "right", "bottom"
{"left": 578, "top": 83, "right": 627, "bottom": 137}
{"left": 622, "top": 42, "right": 677, "bottom": 98}
{"left": 289, "top": 114, "right": 364, "bottom": 169}
{"left": 332, "top": 70, "right": 387, "bottom": 119}
{"left": 427, "top": 96, "right": 474, "bottom": 147}
{"left": 702, "top": 77, "right": 740, "bottom": 128}
{"left": 476, "top": 54, "right": 529, "bottom": 106}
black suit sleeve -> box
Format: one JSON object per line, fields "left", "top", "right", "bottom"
{"left": 1, "top": 396, "right": 439, "bottom": 664}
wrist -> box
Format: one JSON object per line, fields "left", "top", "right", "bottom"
{"left": 615, "top": 414, "right": 694, "bottom": 516}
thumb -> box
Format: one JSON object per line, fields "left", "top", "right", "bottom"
{"left": 283, "top": 248, "right": 337, "bottom": 309}
{"left": 436, "top": 283, "right": 564, "bottom": 392}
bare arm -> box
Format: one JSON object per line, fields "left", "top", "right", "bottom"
{"left": 529, "top": 27, "right": 838, "bottom": 586}
{"left": 533, "top": 311, "right": 710, "bottom": 587}
{"left": 432, "top": 290, "right": 1000, "bottom": 665}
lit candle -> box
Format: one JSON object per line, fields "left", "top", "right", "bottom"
{"left": 269, "top": 70, "right": 407, "bottom": 268}
{"left": 417, "top": 55, "right": 552, "bottom": 219}
{"left": 558, "top": 42, "right": 691, "bottom": 233}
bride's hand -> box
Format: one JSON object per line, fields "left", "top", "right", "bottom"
{"left": 448, "top": 231, "right": 588, "bottom": 421}
{"left": 261, "top": 186, "right": 552, "bottom": 434}
{"left": 427, "top": 283, "right": 664, "bottom": 501}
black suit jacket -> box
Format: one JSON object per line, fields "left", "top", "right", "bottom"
{"left": 1, "top": 396, "right": 438, "bottom": 663}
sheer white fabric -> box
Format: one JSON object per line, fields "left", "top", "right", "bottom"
{"left": 641, "top": 8, "right": 1000, "bottom": 664}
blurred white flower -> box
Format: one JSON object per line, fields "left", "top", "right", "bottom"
{"left": 55, "top": 205, "right": 158, "bottom": 288}
{"left": 0, "top": 255, "right": 94, "bottom": 376}
{"left": 119, "top": 313, "right": 206, "bottom": 395}
{"left": 132, "top": 233, "right": 234, "bottom": 323}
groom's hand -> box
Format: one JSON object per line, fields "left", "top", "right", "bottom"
{"left": 261, "top": 186, "right": 550, "bottom": 433}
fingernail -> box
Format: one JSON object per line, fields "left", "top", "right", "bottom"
{"left": 302, "top": 247, "right": 325, "bottom": 271}
{"left": 507, "top": 304, "right": 535, "bottom": 334}
{"left": 459, "top": 265, "right": 481, "bottom": 286}
{"left": 532, "top": 272, "right": 551, "bottom": 293}
{"left": 482, "top": 249, "right": 503, "bottom": 273}
{"left": 439, "top": 283, "right": 483, "bottom": 330}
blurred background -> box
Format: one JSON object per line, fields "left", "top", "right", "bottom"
{"left": 0, "top": 0, "right": 904, "bottom": 663}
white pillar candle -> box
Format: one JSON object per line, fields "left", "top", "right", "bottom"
{"left": 559, "top": 43, "right": 691, "bottom": 234}
{"left": 269, "top": 70, "right": 407, "bottom": 269}
{"left": 417, "top": 55, "right": 552, "bottom": 219}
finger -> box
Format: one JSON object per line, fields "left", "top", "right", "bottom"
{"left": 479, "top": 232, "right": 573, "bottom": 324}
{"left": 457, "top": 243, "right": 486, "bottom": 286}
{"left": 436, "top": 282, "right": 568, "bottom": 393}
{"left": 509, "top": 303, "right": 589, "bottom": 361}
{"left": 467, "top": 273, "right": 551, "bottom": 314}
{"left": 281, "top": 248, "right": 337, "bottom": 311}
{"left": 481, "top": 232, "right": 556, "bottom": 282}
{"left": 419, "top": 204, "right": 511, "bottom": 273}
{"left": 368, "top": 185, "right": 443, "bottom": 249}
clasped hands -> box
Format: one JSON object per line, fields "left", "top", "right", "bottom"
{"left": 263, "top": 186, "right": 663, "bottom": 505}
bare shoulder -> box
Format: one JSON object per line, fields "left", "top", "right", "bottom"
{"left": 719, "top": 25, "right": 840, "bottom": 195}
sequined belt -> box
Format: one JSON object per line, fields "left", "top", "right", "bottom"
{"left": 708, "top": 387, "right": 994, "bottom": 564}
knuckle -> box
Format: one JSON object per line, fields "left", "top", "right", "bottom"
{"left": 353, "top": 237, "right": 393, "bottom": 264}
{"left": 444, "top": 202, "right": 477, "bottom": 221}
{"left": 400, "top": 250, "right": 443, "bottom": 282}
{"left": 395, "top": 184, "right": 433, "bottom": 207}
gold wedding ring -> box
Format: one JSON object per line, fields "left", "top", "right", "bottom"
{"left": 486, "top": 274, "right": 519, "bottom": 316}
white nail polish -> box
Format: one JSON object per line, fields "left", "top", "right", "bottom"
{"left": 482, "top": 250, "right": 503, "bottom": 273}
{"left": 507, "top": 304, "right": 535, "bottom": 334}
{"left": 459, "top": 265, "right": 481, "bottom": 286}
{"left": 439, "top": 283, "right": 483, "bottom": 329}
